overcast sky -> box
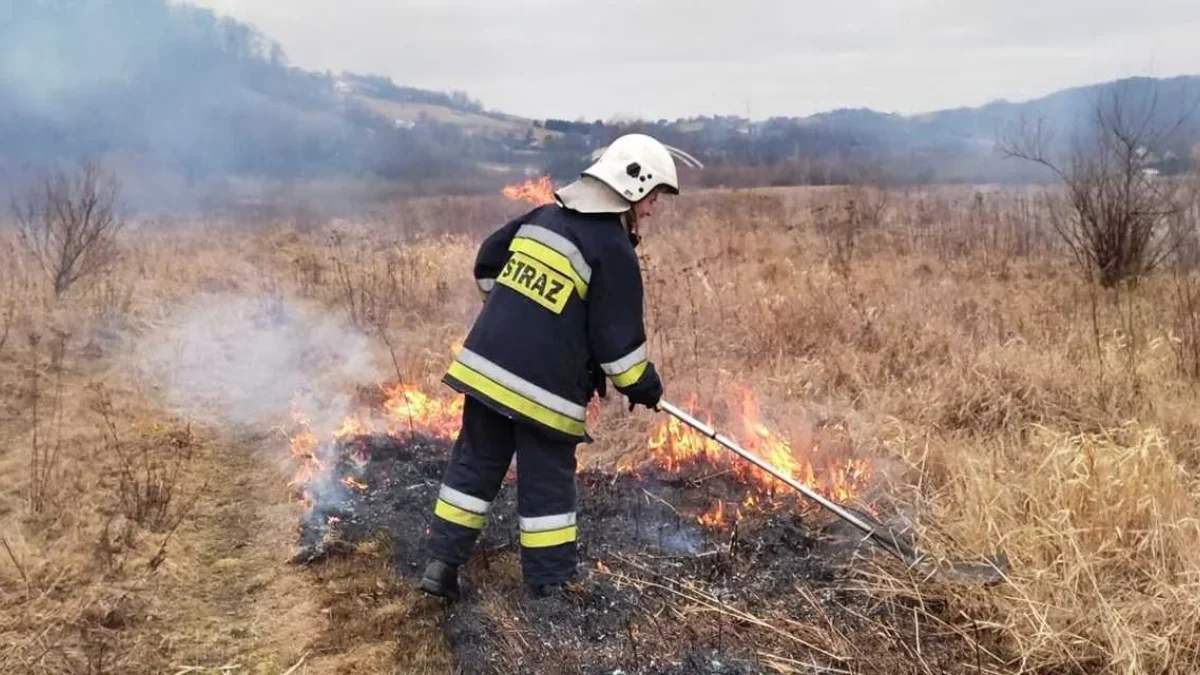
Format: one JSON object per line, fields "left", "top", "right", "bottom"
{"left": 193, "top": 0, "right": 1200, "bottom": 121}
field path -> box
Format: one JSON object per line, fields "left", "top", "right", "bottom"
{"left": 153, "top": 429, "right": 453, "bottom": 674}
{"left": 151, "top": 430, "right": 323, "bottom": 672}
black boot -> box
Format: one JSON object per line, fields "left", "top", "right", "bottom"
{"left": 528, "top": 581, "right": 565, "bottom": 599}
{"left": 418, "top": 560, "right": 460, "bottom": 600}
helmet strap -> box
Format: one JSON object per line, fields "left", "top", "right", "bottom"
{"left": 622, "top": 210, "right": 642, "bottom": 249}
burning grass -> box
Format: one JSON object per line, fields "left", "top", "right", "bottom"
{"left": 283, "top": 430, "right": 997, "bottom": 674}
{"left": 3, "top": 184, "right": 1200, "bottom": 673}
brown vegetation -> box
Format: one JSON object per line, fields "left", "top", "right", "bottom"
{"left": 2, "top": 181, "right": 1199, "bottom": 673}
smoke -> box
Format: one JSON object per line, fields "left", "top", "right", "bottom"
{"left": 136, "top": 293, "right": 383, "bottom": 435}
{"left": 0, "top": 0, "right": 479, "bottom": 211}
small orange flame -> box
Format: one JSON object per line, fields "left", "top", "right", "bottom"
{"left": 287, "top": 378, "right": 464, "bottom": 516}
{"left": 334, "top": 416, "right": 368, "bottom": 440}
{"left": 502, "top": 176, "right": 556, "bottom": 206}
{"left": 381, "top": 382, "right": 463, "bottom": 441}
{"left": 595, "top": 560, "right": 611, "bottom": 574}
{"left": 697, "top": 501, "right": 728, "bottom": 529}
{"left": 646, "top": 388, "right": 872, "bottom": 525}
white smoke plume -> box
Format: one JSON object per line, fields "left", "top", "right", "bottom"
{"left": 136, "top": 293, "right": 383, "bottom": 436}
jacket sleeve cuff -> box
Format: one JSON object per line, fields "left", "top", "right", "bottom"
{"left": 601, "top": 343, "right": 648, "bottom": 388}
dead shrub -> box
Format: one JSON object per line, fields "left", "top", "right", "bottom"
{"left": 25, "top": 330, "right": 69, "bottom": 515}
{"left": 1001, "top": 83, "right": 1197, "bottom": 287}
{"left": 90, "top": 384, "right": 200, "bottom": 533}
{"left": 812, "top": 184, "right": 889, "bottom": 278}
{"left": 12, "top": 160, "right": 125, "bottom": 297}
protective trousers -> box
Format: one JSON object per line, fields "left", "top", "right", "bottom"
{"left": 427, "top": 396, "right": 579, "bottom": 585}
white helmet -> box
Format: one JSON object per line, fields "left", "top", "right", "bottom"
{"left": 555, "top": 134, "right": 704, "bottom": 214}
{"left": 584, "top": 133, "right": 680, "bottom": 202}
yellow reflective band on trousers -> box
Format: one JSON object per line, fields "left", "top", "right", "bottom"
{"left": 446, "top": 361, "right": 587, "bottom": 437}
{"left": 609, "top": 360, "right": 647, "bottom": 388}
{"left": 520, "top": 525, "right": 578, "bottom": 548}
{"left": 509, "top": 237, "right": 589, "bottom": 299}
{"left": 434, "top": 499, "right": 487, "bottom": 529}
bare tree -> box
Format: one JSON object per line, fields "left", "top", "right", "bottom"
{"left": 13, "top": 161, "right": 125, "bottom": 297}
{"left": 1000, "top": 84, "right": 1198, "bottom": 287}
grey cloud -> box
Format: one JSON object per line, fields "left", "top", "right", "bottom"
{"left": 195, "top": 0, "right": 1200, "bottom": 119}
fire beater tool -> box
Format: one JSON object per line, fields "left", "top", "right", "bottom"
{"left": 656, "top": 399, "right": 1008, "bottom": 584}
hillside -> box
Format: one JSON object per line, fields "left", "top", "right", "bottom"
{"left": 805, "top": 75, "right": 1200, "bottom": 148}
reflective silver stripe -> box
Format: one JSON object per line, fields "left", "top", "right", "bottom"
{"left": 601, "top": 343, "right": 647, "bottom": 376}
{"left": 520, "top": 512, "right": 577, "bottom": 532}
{"left": 455, "top": 348, "right": 587, "bottom": 421}
{"left": 477, "top": 278, "right": 495, "bottom": 292}
{"left": 515, "top": 225, "right": 592, "bottom": 283}
{"left": 439, "top": 484, "right": 490, "bottom": 514}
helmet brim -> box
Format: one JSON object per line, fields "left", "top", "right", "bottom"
{"left": 555, "top": 177, "right": 632, "bottom": 214}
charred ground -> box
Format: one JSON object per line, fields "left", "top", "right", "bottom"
{"left": 294, "top": 433, "right": 1004, "bottom": 675}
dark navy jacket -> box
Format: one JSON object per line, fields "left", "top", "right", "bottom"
{"left": 443, "top": 204, "right": 658, "bottom": 441}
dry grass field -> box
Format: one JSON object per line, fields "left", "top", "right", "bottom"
{"left": 2, "top": 183, "right": 1200, "bottom": 674}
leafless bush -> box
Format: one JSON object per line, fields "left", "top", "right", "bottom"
{"left": 813, "top": 175, "right": 890, "bottom": 278}
{"left": 0, "top": 297, "right": 12, "bottom": 357}
{"left": 1001, "top": 84, "right": 1198, "bottom": 287}
{"left": 1168, "top": 181, "right": 1200, "bottom": 380}
{"left": 0, "top": 239, "right": 16, "bottom": 356}
{"left": 26, "top": 330, "right": 67, "bottom": 514}
{"left": 13, "top": 161, "right": 125, "bottom": 297}
{"left": 91, "top": 384, "right": 199, "bottom": 533}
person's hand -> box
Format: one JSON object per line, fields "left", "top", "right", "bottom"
{"left": 625, "top": 362, "right": 663, "bottom": 411}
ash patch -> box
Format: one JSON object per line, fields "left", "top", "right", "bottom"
{"left": 293, "top": 434, "right": 992, "bottom": 674}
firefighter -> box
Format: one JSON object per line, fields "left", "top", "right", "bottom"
{"left": 419, "top": 133, "right": 681, "bottom": 600}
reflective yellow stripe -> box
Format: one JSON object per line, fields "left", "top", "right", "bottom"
{"left": 435, "top": 499, "right": 486, "bottom": 529}
{"left": 520, "top": 525, "right": 578, "bottom": 548}
{"left": 520, "top": 512, "right": 576, "bottom": 531}
{"left": 514, "top": 224, "right": 592, "bottom": 284}
{"left": 497, "top": 251, "right": 572, "bottom": 314}
{"left": 447, "top": 361, "right": 587, "bottom": 437}
{"left": 609, "top": 360, "right": 648, "bottom": 388}
{"left": 601, "top": 344, "right": 648, "bottom": 376}
{"left": 510, "top": 238, "right": 589, "bottom": 299}
{"left": 439, "top": 485, "right": 490, "bottom": 514}
{"left": 455, "top": 349, "right": 587, "bottom": 418}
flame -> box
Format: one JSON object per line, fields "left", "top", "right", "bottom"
{"left": 647, "top": 397, "right": 723, "bottom": 472}
{"left": 697, "top": 501, "right": 728, "bottom": 528}
{"left": 380, "top": 382, "right": 464, "bottom": 441}
{"left": 288, "top": 342, "right": 871, "bottom": 541}
{"left": 646, "top": 388, "right": 873, "bottom": 524}
{"left": 334, "top": 416, "right": 368, "bottom": 440}
{"left": 502, "top": 176, "right": 556, "bottom": 206}
{"left": 287, "top": 380, "right": 464, "bottom": 514}
{"left": 595, "top": 560, "right": 611, "bottom": 574}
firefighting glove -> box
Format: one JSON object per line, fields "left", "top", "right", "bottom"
{"left": 624, "top": 361, "right": 663, "bottom": 411}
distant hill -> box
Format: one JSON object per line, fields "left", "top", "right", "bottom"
{"left": 804, "top": 75, "right": 1200, "bottom": 150}
{"left": 0, "top": 0, "right": 532, "bottom": 190}
{"left": 2, "top": 0, "right": 1197, "bottom": 202}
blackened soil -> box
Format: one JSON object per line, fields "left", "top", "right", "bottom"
{"left": 294, "top": 434, "right": 1003, "bottom": 675}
